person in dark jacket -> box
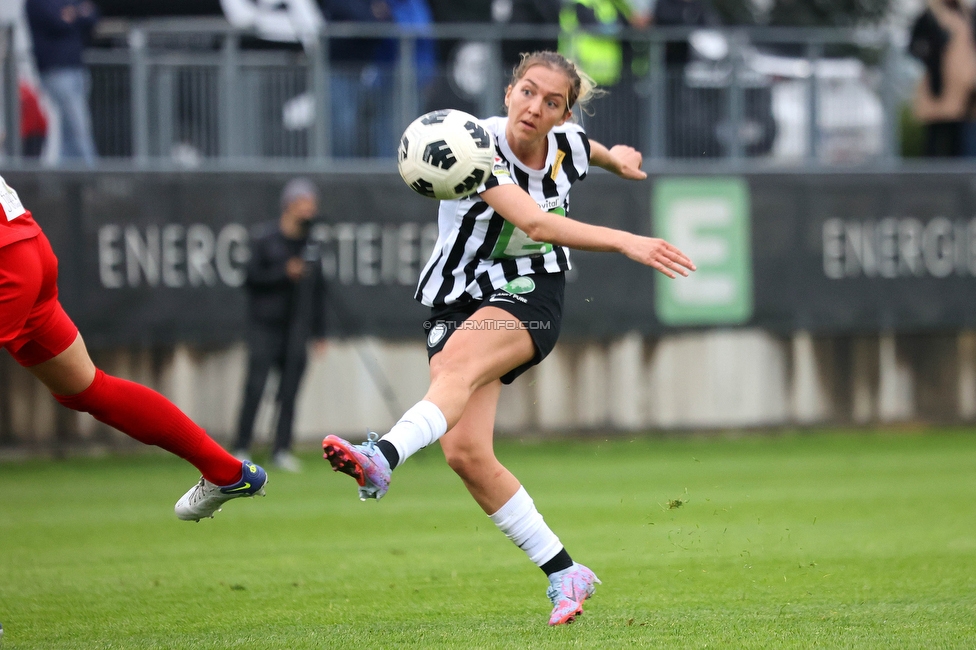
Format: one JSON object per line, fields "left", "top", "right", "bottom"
{"left": 24, "top": 0, "right": 99, "bottom": 164}
{"left": 652, "top": 0, "right": 725, "bottom": 157}
{"left": 233, "top": 178, "right": 327, "bottom": 472}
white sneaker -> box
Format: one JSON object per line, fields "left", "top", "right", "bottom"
{"left": 272, "top": 451, "right": 302, "bottom": 473}
{"left": 175, "top": 461, "right": 268, "bottom": 521}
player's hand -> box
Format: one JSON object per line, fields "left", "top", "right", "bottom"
{"left": 621, "top": 235, "right": 695, "bottom": 278}
{"left": 608, "top": 145, "right": 647, "bottom": 181}
{"left": 312, "top": 339, "right": 328, "bottom": 357}
{"left": 286, "top": 257, "right": 307, "bottom": 281}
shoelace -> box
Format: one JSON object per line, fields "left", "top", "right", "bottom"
{"left": 363, "top": 431, "right": 379, "bottom": 453}
{"left": 187, "top": 478, "right": 214, "bottom": 505}
{"left": 546, "top": 585, "right": 560, "bottom": 604}
{"left": 547, "top": 574, "right": 585, "bottom": 605}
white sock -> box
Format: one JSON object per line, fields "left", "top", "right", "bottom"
{"left": 380, "top": 400, "right": 448, "bottom": 466}
{"left": 488, "top": 486, "right": 563, "bottom": 567}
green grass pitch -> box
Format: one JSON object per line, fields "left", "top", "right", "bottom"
{"left": 1, "top": 430, "right": 975, "bottom": 649}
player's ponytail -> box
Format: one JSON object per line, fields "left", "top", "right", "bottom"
{"left": 573, "top": 67, "right": 602, "bottom": 116}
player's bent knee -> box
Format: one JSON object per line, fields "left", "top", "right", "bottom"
{"left": 429, "top": 348, "right": 470, "bottom": 377}
{"left": 443, "top": 447, "right": 497, "bottom": 480}
{"left": 441, "top": 446, "right": 467, "bottom": 473}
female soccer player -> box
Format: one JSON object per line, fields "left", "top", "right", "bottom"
{"left": 322, "top": 51, "right": 695, "bottom": 625}
{"left": 0, "top": 176, "right": 266, "bottom": 521}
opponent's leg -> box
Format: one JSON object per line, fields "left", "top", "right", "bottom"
{"left": 31, "top": 334, "right": 240, "bottom": 483}
{"left": 28, "top": 334, "right": 267, "bottom": 520}
{"left": 440, "top": 382, "right": 599, "bottom": 626}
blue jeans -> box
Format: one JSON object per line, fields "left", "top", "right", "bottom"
{"left": 330, "top": 71, "right": 361, "bottom": 158}
{"left": 330, "top": 66, "right": 396, "bottom": 158}
{"left": 40, "top": 67, "right": 97, "bottom": 165}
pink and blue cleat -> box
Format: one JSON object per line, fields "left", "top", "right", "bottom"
{"left": 546, "top": 563, "right": 601, "bottom": 625}
{"left": 322, "top": 432, "right": 392, "bottom": 500}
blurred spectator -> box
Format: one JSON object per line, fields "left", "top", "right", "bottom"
{"left": 387, "top": 0, "right": 436, "bottom": 90}
{"left": 496, "top": 0, "right": 561, "bottom": 70}
{"left": 427, "top": 0, "right": 491, "bottom": 23}
{"left": 221, "top": 0, "right": 323, "bottom": 47}
{"left": 559, "top": 0, "right": 642, "bottom": 146}
{"left": 652, "top": 0, "right": 723, "bottom": 156}
{"left": 318, "top": 0, "right": 390, "bottom": 157}
{"left": 318, "top": 0, "right": 435, "bottom": 157}
{"left": 0, "top": 0, "right": 45, "bottom": 157}
{"left": 422, "top": 1, "right": 491, "bottom": 115}
{"left": 559, "top": 0, "right": 631, "bottom": 87}
{"left": 234, "top": 178, "right": 327, "bottom": 473}
{"left": 25, "top": 0, "right": 99, "bottom": 165}
{"left": 909, "top": 0, "right": 976, "bottom": 156}
{"left": 374, "top": 0, "right": 437, "bottom": 155}
{"left": 20, "top": 81, "right": 48, "bottom": 157}
{"left": 652, "top": 0, "right": 719, "bottom": 67}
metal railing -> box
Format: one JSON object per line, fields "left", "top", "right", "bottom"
{"left": 0, "top": 19, "right": 905, "bottom": 168}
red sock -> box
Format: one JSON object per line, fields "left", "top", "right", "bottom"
{"left": 54, "top": 369, "right": 243, "bottom": 486}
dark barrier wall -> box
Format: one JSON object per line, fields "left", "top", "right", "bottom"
{"left": 5, "top": 170, "right": 976, "bottom": 347}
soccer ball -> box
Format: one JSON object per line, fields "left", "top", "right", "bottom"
{"left": 397, "top": 109, "right": 495, "bottom": 200}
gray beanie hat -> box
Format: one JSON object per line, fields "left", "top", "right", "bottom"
{"left": 280, "top": 177, "right": 319, "bottom": 212}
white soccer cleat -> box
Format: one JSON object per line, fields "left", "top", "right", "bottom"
{"left": 174, "top": 461, "right": 268, "bottom": 521}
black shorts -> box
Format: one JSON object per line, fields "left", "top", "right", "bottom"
{"left": 423, "top": 272, "right": 565, "bottom": 384}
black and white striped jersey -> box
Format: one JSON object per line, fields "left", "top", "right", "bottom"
{"left": 415, "top": 116, "right": 590, "bottom": 308}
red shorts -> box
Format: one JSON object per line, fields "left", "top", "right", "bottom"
{"left": 0, "top": 233, "right": 79, "bottom": 367}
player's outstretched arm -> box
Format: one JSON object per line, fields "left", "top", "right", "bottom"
{"left": 588, "top": 139, "right": 647, "bottom": 181}
{"left": 480, "top": 185, "right": 696, "bottom": 278}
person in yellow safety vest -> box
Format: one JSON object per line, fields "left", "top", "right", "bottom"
{"left": 559, "top": 0, "right": 633, "bottom": 86}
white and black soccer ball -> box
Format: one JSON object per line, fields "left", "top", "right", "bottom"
{"left": 397, "top": 109, "right": 495, "bottom": 201}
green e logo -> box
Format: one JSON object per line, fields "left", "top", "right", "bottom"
{"left": 653, "top": 178, "right": 753, "bottom": 325}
